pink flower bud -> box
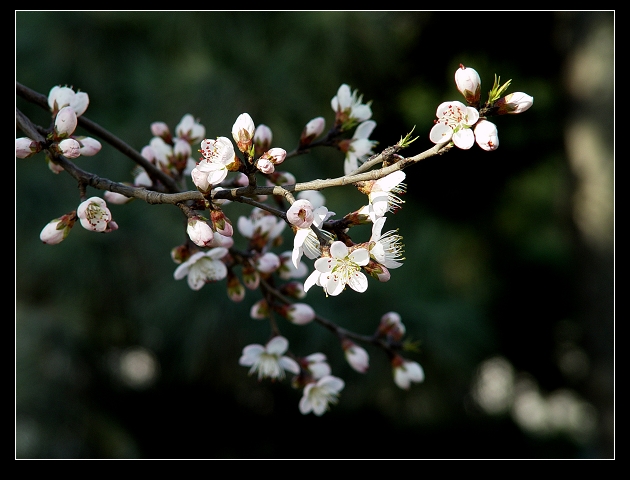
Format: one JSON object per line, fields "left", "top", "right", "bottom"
{"left": 286, "top": 199, "right": 315, "bottom": 228}
{"left": 495, "top": 92, "right": 533, "bottom": 114}
{"left": 176, "top": 114, "right": 205, "bottom": 144}
{"left": 16, "top": 137, "right": 40, "bottom": 158}
{"left": 54, "top": 106, "right": 78, "bottom": 138}
{"left": 151, "top": 121, "right": 170, "bottom": 139}
{"left": 455, "top": 64, "right": 481, "bottom": 106}
{"left": 232, "top": 113, "right": 255, "bottom": 153}
{"left": 285, "top": 303, "right": 315, "bottom": 325}
{"left": 254, "top": 124, "right": 273, "bottom": 157}
{"left": 76, "top": 136, "right": 102, "bottom": 156}
{"left": 103, "top": 190, "right": 133, "bottom": 204}
{"left": 210, "top": 209, "right": 233, "bottom": 237}
{"left": 187, "top": 216, "right": 215, "bottom": 247}
{"left": 299, "top": 116, "right": 326, "bottom": 147}
{"left": 39, "top": 212, "right": 76, "bottom": 244}
{"left": 250, "top": 299, "right": 269, "bottom": 319}
{"left": 378, "top": 311, "right": 405, "bottom": 340}
{"left": 256, "top": 252, "right": 281, "bottom": 274}
{"left": 256, "top": 158, "right": 275, "bottom": 174}
{"left": 342, "top": 339, "right": 369, "bottom": 373}
{"left": 474, "top": 120, "right": 499, "bottom": 151}
{"left": 227, "top": 271, "right": 246, "bottom": 302}
{"left": 58, "top": 138, "right": 81, "bottom": 159}
{"left": 266, "top": 147, "right": 286, "bottom": 165}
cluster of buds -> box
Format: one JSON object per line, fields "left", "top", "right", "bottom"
{"left": 430, "top": 64, "right": 533, "bottom": 151}
{"left": 16, "top": 85, "right": 102, "bottom": 172}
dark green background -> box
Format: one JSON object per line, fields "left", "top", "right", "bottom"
{"left": 16, "top": 11, "right": 614, "bottom": 459}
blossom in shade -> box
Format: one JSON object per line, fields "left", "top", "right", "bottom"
{"left": 47, "top": 85, "right": 89, "bottom": 117}
{"left": 299, "top": 116, "right": 326, "bottom": 147}
{"left": 255, "top": 252, "right": 281, "bottom": 274}
{"left": 238, "top": 336, "right": 300, "bottom": 381}
{"left": 474, "top": 119, "right": 499, "bottom": 151}
{"left": 278, "top": 251, "right": 309, "bottom": 280}
{"left": 75, "top": 136, "right": 102, "bottom": 156}
{"left": 253, "top": 124, "right": 273, "bottom": 157}
{"left": 77, "top": 196, "right": 112, "bottom": 232}
{"left": 296, "top": 190, "right": 326, "bottom": 209}
{"left": 302, "top": 353, "right": 331, "bottom": 380}
{"left": 16, "top": 137, "right": 40, "bottom": 158}
{"left": 39, "top": 212, "right": 76, "bottom": 245}
{"left": 104, "top": 190, "right": 133, "bottom": 205}
{"left": 58, "top": 138, "right": 81, "bottom": 159}
{"left": 175, "top": 114, "right": 206, "bottom": 144}
{"left": 187, "top": 216, "right": 215, "bottom": 247}
{"left": 173, "top": 248, "right": 229, "bottom": 291}
{"left": 303, "top": 241, "right": 370, "bottom": 297}
{"left": 429, "top": 101, "right": 479, "bottom": 149}
{"left": 237, "top": 208, "right": 286, "bottom": 249}
{"left": 151, "top": 121, "right": 171, "bottom": 141}
{"left": 299, "top": 375, "right": 345, "bottom": 416}
{"left": 283, "top": 303, "right": 316, "bottom": 326}
{"left": 341, "top": 339, "right": 369, "bottom": 373}
{"left": 377, "top": 311, "right": 406, "bottom": 341}
{"left": 392, "top": 355, "right": 425, "bottom": 390}
{"left": 54, "top": 106, "right": 78, "bottom": 138}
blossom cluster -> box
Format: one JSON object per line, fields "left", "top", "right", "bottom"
{"left": 18, "top": 64, "right": 532, "bottom": 416}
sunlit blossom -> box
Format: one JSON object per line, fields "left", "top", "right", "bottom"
{"left": 455, "top": 64, "right": 481, "bottom": 106}
{"left": 359, "top": 170, "right": 406, "bottom": 222}
{"left": 291, "top": 206, "right": 335, "bottom": 269}
{"left": 343, "top": 120, "right": 377, "bottom": 175}
{"left": 429, "top": 101, "right": 479, "bottom": 149}
{"left": 303, "top": 241, "right": 369, "bottom": 297}
{"left": 369, "top": 216, "right": 405, "bottom": 269}
{"left": 474, "top": 119, "right": 499, "bottom": 151}
{"left": 331, "top": 84, "right": 372, "bottom": 130}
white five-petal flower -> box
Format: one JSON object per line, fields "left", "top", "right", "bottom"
{"left": 239, "top": 336, "right": 300, "bottom": 381}
{"left": 173, "top": 248, "right": 229, "bottom": 291}
{"left": 192, "top": 137, "right": 238, "bottom": 190}
{"left": 429, "top": 101, "right": 479, "bottom": 149}
{"left": 299, "top": 375, "right": 345, "bottom": 416}
{"left": 304, "top": 241, "right": 370, "bottom": 297}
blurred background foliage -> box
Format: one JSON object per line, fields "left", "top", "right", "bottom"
{"left": 15, "top": 11, "right": 614, "bottom": 459}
